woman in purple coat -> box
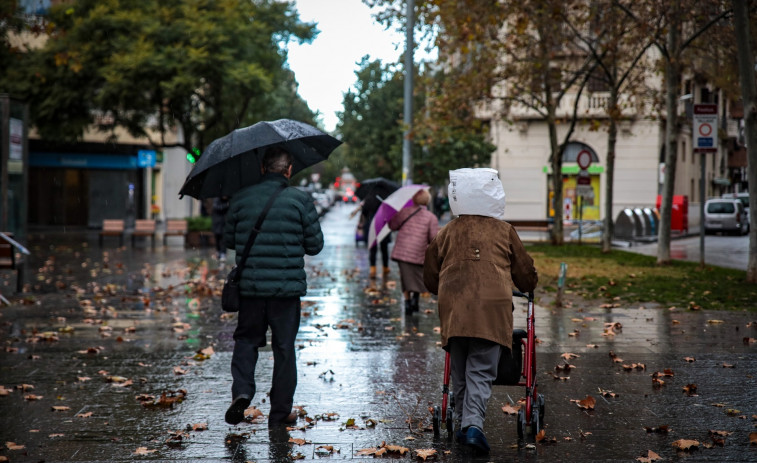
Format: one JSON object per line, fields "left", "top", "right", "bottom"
{"left": 388, "top": 189, "right": 439, "bottom": 314}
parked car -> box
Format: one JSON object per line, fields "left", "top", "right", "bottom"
{"left": 704, "top": 198, "right": 749, "bottom": 235}
{"left": 721, "top": 192, "right": 750, "bottom": 224}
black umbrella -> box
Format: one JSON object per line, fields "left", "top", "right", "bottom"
{"left": 355, "top": 177, "right": 400, "bottom": 201}
{"left": 179, "top": 119, "right": 342, "bottom": 199}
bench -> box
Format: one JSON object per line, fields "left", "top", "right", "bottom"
{"left": 0, "top": 232, "right": 25, "bottom": 294}
{"left": 508, "top": 219, "right": 554, "bottom": 232}
{"left": 131, "top": 219, "right": 157, "bottom": 248}
{"left": 163, "top": 219, "right": 188, "bottom": 246}
{"left": 99, "top": 219, "right": 125, "bottom": 247}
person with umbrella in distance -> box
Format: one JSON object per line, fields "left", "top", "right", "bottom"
{"left": 423, "top": 168, "right": 538, "bottom": 454}
{"left": 388, "top": 188, "right": 439, "bottom": 315}
{"left": 222, "top": 146, "right": 324, "bottom": 428}
{"left": 356, "top": 178, "right": 399, "bottom": 279}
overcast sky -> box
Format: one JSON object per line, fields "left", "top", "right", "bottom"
{"left": 286, "top": 0, "right": 409, "bottom": 133}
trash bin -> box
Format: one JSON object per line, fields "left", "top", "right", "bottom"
{"left": 656, "top": 195, "right": 688, "bottom": 233}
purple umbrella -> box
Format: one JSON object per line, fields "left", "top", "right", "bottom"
{"left": 368, "top": 185, "right": 429, "bottom": 248}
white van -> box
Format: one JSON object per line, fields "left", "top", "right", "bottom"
{"left": 705, "top": 198, "right": 748, "bottom": 235}
{"left": 721, "top": 192, "right": 750, "bottom": 223}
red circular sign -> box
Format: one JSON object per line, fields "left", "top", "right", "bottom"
{"left": 576, "top": 149, "right": 592, "bottom": 170}
{"left": 698, "top": 123, "right": 712, "bottom": 137}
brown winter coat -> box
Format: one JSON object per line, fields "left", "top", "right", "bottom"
{"left": 423, "top": 215, "right": 538, "bottom": 349}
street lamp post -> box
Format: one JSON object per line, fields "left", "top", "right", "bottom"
{"left": 402, "top": 0, "right": 414, "bottom": 186}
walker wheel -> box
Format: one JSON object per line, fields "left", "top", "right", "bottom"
{"left": 432, "top": 405, "right": 441, "bottom": 437}
{"left": 517, "top": 408, "right": 526, "bottom": 441}
{"left": 445, "top": 407, "right": 454, "bottom": 441}
{"left": 530, "top": 400, "right": 542, "bottom": 439}
{"left": 538, "top": 393, "right": 545, "bottom": 423}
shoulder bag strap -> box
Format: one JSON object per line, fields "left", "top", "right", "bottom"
{"left": 398, "top": 206, "right": 422, "bottom": 229}
{"left": 233, "top": 184, "right": 287, "bottom": 282}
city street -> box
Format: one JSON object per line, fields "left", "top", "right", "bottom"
{"left": 1, "top": 204, "right": 756, "bottom": 462}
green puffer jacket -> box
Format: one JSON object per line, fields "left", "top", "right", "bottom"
{"left": 223, "top": 173, "right": 324, "bottom": 297}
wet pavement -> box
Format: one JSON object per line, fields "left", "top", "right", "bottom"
{"left": 1, "top": 204, "right": 756, "bottom": 462}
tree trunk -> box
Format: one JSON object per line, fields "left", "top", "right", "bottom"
{"left": 548, "top": 105, "right": 564, "bottom": 245}
{"left": 733, "top": 0, "right": 757, "bottom": 282}
{"left": 656, "top": 3, "right": 681, "bottom": 265}
{"left": 602, "top": 86, "right": 619, "bottom": 253}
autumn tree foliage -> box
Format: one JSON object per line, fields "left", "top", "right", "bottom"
{"left": 1, "top": 0, "right": 317, "bottom": 153}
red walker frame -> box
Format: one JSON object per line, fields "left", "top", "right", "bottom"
{"left": 432, "top": 290, "right": 544, "bottom": 442}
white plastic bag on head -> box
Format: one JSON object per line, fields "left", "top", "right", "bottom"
{"left": 448, "top": 168, "right": 506, "bottom": 220}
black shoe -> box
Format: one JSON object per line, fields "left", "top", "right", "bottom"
{"left": 225, "top": 396, "right": 251, "bottom": 425}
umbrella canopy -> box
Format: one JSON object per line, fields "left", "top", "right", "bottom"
{"left": 179, "top": 119, "right": 341, "bottom": 199}
{"left": 368, "top": 184, "right": 429, "bottom": 248}
{"left": 355, "top": 177, "right": 400, "bottom": 201}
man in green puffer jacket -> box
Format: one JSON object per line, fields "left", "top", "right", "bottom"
{"left": 222, "top": 147, "right": 324, "bottom": 428}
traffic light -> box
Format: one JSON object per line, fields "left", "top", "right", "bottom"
{"left": 186, "top": 147, "right": 201, "bottom": 163}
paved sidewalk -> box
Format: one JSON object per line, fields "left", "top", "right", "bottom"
{"left": 0, "top": 205, "right": 755, "bottom": 462}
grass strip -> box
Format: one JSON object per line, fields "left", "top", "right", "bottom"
{"left": 527, "top": 243, "right": 756, "bottom": 312}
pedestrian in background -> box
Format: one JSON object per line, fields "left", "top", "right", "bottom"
{"left": 388, "top": 188, "right": 439, "bottom": 314}
{"left": 211, "top": 196, "right": 230, "bottom": 260}
{"left": 223, "top": 147, "right": 324, "bottom": 428}
{"left": 423, "top": 181, "right": 538, "bottom": 455}
{"left": 361, "top": 193, "right": 391, "bottom": 278}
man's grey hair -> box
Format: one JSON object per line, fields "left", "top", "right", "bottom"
{"left": 262, "top": 146, "right": 293, "bottom": 174}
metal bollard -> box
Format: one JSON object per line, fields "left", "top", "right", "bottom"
{"left": 556, "top": 262, "right": 567, "bottom": 307}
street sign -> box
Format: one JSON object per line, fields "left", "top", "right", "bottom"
{"left": 577, "top": 169, "right": 591, "bottom": 185}
{"left": 137, "top": 149, "right": 157, "bottom": 167}
{"left": 576, "top": 149, "right": 592, "bottom": 169}
{"left": 693, "top": 104, "right": 718, "bottom": 152}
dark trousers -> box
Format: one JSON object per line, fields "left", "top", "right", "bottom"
{"left": 370, "top": 237, "right": 390, "bottom": 267}
{"left": 231, "top": 296, "right": 300, "bottom": 424}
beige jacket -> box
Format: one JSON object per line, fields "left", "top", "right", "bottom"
{"left": 423, "top": 215, "right": 538, "bottom": 349}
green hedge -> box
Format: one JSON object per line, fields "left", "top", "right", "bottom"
{"left": 186, "top": 216, "right": 212, "bottom": 231}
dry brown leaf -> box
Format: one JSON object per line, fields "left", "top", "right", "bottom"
{"left": 5, "top": 442, "right": 25, "bottom": 450}
{"left": 572, "top": 395, "right": 596, "bottom": 410}
{"left": 535, "top": 429, "right": 547, "bottom": 442}
{"left": 749, "top": 432, "right": 757, "bottom": 445}
{"left": 636, "top": 449, "right": 662, "bottom": 462}
{"left": 672, "top": 439, "right": 699, "bottom": 451}
{"left": 684, "top": 357, "right": 696, "bottom": 362}
{"left": 244, "top": 406, "right": 263, "bottom": 419}
{"left": 502, "top": 404, "right": 520, "bottom": 415}
{"left": 76, "top": 412, "right": 93, "bottom": 418}
{"left": 0, "top": 386, "right": 12, "bottom": 396}
{"left": 52, "top": 406, "right": 71, "bottom": 412}
{"left": 289, "top": 437, "right": 309, "bottom": 445}
{"left": 133, "top": 447, "right": 157, "bottom": 455}
{"left": 415, "top": 448, "right": 437, "bottom": 460}
{"left": 561, "top": 352, "right": 579, "bottom": 360}
{"left": 191, "top": 423, "right": 207, "bottom": 431}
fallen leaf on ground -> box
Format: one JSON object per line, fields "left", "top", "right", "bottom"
{"left": 77, "top": 412, "right": 93, "bottom": 418}
{"left": 52, "top": 406, "right": 71, "bottom": 412}
{"left": 684, "top": 357, "right": 695, "bottom": 362}
{"left": 502, "top": 404, "right": 520, "bottom": 415}
{"left": 0, "top": 386, "right": 12, "bottom": 396}
{"left": 672, "top": 439, "right": 699, "bottom": 451}
{"left": 561, "top": 352, "right": 579, "bottom": 360}
{"left": 191, "top": 423, "right": 207, "bottom": 431}
{"left": 5, "top": 442, "right": 25, "bottom": 450}
{"left": 289, "top": 437, "right": 310, "bottom": 445}
{"left": 682, "top": 384, "right": 697, "bottom": 395}
{"left": 415, "top": 448, "right": 437, "bottom": 460}
{"left": 24, "top": 394, "right": 43, "bottom": 401}
{"left": 572, "top": 395, "right": 596, "bottom": 410}
{"left": 749, "top": 432, "right": 757, "bottom": 445}
{"left": 134, "top": 447, "right": 157, "bottom": 455}
{"left": 636, "top": 449, "right": 662, "bottom": 462}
